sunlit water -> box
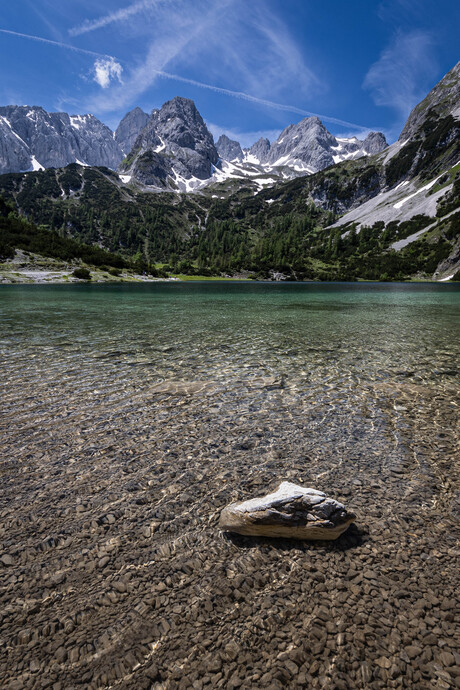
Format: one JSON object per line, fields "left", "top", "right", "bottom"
{"left": 2, "top": 280, "right": 459, "bottom": 514}
{"left": 1, "top": 281, "right": 459, "bottom": 687}
{"left": 1, "top": 280, "right": 459, "bottom": 481}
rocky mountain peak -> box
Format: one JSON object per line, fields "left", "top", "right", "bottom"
{"left": 247, "top": 137, "right": 271, "bottom": 163}
{"left": 399, "top": 61, "right": 460, "bottom": 142}
{"left": 216, "top": 135, "right": 243, "bottom": 162}
{"left": 120, "top": 97, "right": 218, "bottom": 188}
{"left": 151, "top": 97, "right": 215, "bottom": 153}
{"left": 115, "top": 107, "right": 149, "bottom": 156}
{"left": 267, "top": 116, "right": 339, "bottom": 171}
{"left": 362, "top": 132, "right": 388, "bottom": 154}
{"left": 0, "top": 105, "right": 123, "bottom": 174}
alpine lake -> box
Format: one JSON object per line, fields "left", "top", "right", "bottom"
{"left": 1, "top": 281, "right": 459, "bottom": 689}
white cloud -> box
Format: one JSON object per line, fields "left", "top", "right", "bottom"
{"left": 83, "top": 0, "right": 365, "bottom": 128}
{"left": 180, "top": 1, "right": 320, "bottom": 104}
{"left": 363, "top": 30, "right": 438, "bottom": 117}
{"left": 85, "top": 1, "right": 233, "bottom": 111}
{"left": 63, "top": 0, "right": 331, "bottom": 122}
{"left": 93, "top": 57, "right": 123, "bottom": 89}
{"left": 2, "top": 5, "right": 376, "bottom": 134}
{"left": 69, "top": 0, "right": 161, "bottom": 37}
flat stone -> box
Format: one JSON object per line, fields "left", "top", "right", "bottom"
{"left": 218, "top": 482, "right": 356, "bottom": 540}
{"left": 405, "top": 645, "right": 423, "bottom": 659}
{"left": 98, "top": 556, "right": 110, "bottom": 569}
{"left": 55, "top": 647, "right": 67, "bottom": 663}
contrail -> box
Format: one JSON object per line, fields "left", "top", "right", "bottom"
{"left": 0, "top": 28, "right": 373, "bottom": 130}
{"left": 151, "top": 69, "right": 370, "bottom": 130}
{"left": 69, "top": 0, "right": 159, "bottom": 37}
{"left": 0, "top": 28, "right": 115, "bottom": 59}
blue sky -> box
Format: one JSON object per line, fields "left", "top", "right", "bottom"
{"left": 0, "top": 0, "right": 458, "bottom": 145}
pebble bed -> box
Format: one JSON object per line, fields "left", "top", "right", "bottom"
{"left": 0, "top": 284, "right": 459, "bottom": 689}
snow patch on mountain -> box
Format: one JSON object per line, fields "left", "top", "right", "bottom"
{"left": 0, "top": 105, "right": 124, "bottom": 174}
{"left": 30, "top": 156, "right": 44, "bottom": 171}
{"left": 213, "top": 117, "right": 387, "bottom": 190}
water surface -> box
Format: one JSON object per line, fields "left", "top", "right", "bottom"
{"left": 0, "top": 282, "right": 459, "bottom": 687}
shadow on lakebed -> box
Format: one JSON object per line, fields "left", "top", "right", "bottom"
{"left": 222, "top": 522, "right": 367, "bottom": 553}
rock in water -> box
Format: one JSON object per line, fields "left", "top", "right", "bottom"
{"left": 219, "top": 482, "right": 355, "bottom": 540}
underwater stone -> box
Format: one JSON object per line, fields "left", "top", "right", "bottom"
{"left": 218, "top": 481, "right": 356, "bottom": 540}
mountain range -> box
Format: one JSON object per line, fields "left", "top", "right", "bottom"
{"left": 0, "top": 61, "right": 458, "bottom": 282}
{"left": 0, "top": 98, "right": 387, "bottom": 191}
{"left": 0, "top": 106, "right": 122, "bottom": 173}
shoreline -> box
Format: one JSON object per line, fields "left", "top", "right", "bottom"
{"left": 1, "top": 272, "right": 457, "bottom": 285}
{"left": 1, "top": 251, "right": 458, "bottom": 285}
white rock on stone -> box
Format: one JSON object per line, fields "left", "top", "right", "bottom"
{"left": 218, "top": 481, "right": 356, "bottom": 540}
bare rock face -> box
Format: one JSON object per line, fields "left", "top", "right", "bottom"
{"left": 247, "top": 136, "right": 271, "bottom": 163}
{"left": 219, "top": 481, "right": 355, "bottom": 540}
{"left": 268, "top": 117, "right": 337, "bottom": 170}
{"left": 0, "top": 106, "right": 123, "bottom": 173}
{"left": 121, "top": 97, "right": 219, "bottom": 186}
{"left": 399, "top": 61, "right": 460, "bottom": 143}
{"left": 216, "top": 134, "right": 243, "bottom": 162}
{"left": 115, "top": 107, "right": 149, "bottom": 156}
{"left": 362, "top": 131, "right": 388, "bottom": 155}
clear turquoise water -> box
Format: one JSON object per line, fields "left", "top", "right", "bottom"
{"left": 1, "top": 281, "right": 459, "bottom": 384}
{"left": 1, "top": 281, "right": 459, "bottom": 505}
{"left": 1, "top": 282, "right": 459, "bottom": 686}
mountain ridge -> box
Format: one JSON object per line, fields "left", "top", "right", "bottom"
{"left": 0, "top": 61, "right": 458, "bottom": 282}
{"left": 0, "top": 105, "right": 123, "bottom": 173}
{"left": 0, "top": 98, "right": 387, "bottom": 191}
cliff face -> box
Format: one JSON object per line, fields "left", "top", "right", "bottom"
{"left": 115, "top": 107, "right": 149, "bottom": 156}
{"left": 0, "top": 106, "right": 123, "bottom": 174}
{"left": 120, "top": 97, "right": 219, "bottom": 189}
{"left": 216, "top": 135, "right": 243, "bottom": 162}
{"left": 0, "top": 99, "right": 389, "bottom": 189}
{"left": 399, "top": 61, "right": 460, "bottom": 142}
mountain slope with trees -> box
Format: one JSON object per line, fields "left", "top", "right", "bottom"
{"left": 0, "top": 62, "right": 458, "bottom": 281}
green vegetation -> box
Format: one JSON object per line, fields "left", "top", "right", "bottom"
{"left": 386, "top": 114, "right": 460, "bottom": 188}
{"left": 72, "top": 267, "right": 91, "bottom": 280}
{"left": 0, "top": 196, "right": 128, "bottom": 268}
{"left": 0, "top": 140, "right": 458, "bottom": 283}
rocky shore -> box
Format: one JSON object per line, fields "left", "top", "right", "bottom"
{"left": 0, "top": 250, "right": 175, "bottom": 284}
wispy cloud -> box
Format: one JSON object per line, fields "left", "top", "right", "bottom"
{"left": 150, "top": 69, "right": 369, "bottom": 130}
{"left": 93, "top": 57, "right": 123, "bottom": 88}
{"left": 363, "top": 30, "right": 438, "bottom": 117}
{"left": 0, "top": 28, "right": 114, "bottom": 59}
{"left": 180, "top": 1, "right": 319, "bottom": 103}
{"left": 81, "top": 0, "right": 334, "bottom": 124}
{"left": 377, "top": 0, "right": 430, "bottom": 24}
{"left": 1, "top": 25, "right": 369, "bottom": 131}
{"left": 83, "top": 1, "right": 233, "bottom": 111}
{"left": 69, "top": 0, "right": 161, "bottom": 37}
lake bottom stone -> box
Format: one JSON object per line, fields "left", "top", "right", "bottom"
{"left": 218, "top": 481, "right": 356, "bottom": 539}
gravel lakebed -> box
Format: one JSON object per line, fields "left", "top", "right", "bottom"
{"left": 0, "top": 283, "right": 459, "bottom": 688}
{"left": 1, "top": 371, "right": 459, "bottom": 689}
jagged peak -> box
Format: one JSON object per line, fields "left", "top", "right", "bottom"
{"left": 399, "top": 60, "right": 460, "bottom": 142}
{"left": 160, "top": 96, "right": 200, "bottom": 115}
